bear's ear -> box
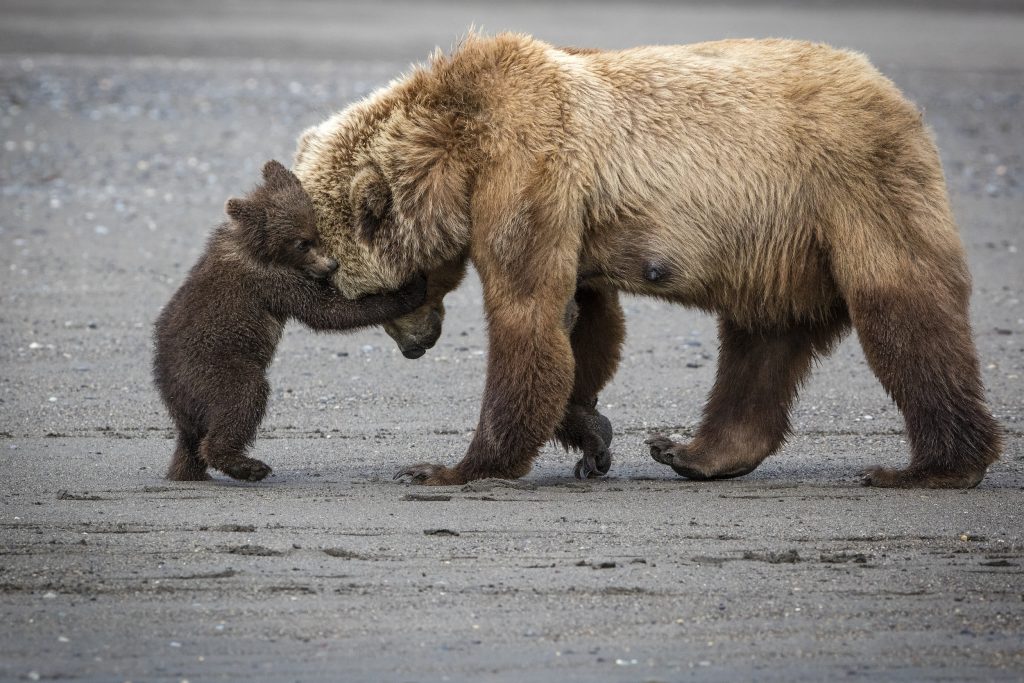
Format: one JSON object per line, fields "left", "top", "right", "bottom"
{"left": 350, "top": 167, "right": 392, "bottom": 246}
{"left": 261, "top": 160, "right": 301, "bottom": 189}
{"left": 225, "top": 197, "right": 265, "bottom": 227}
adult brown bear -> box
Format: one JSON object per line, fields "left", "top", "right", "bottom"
{"left": 293, "top": 33, "right": 1002, "bottom": 488}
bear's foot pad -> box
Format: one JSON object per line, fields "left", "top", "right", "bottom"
{"left": 645, "top": 434, "right": 757, "bottom": 481}
{"left": 394, "top": 463, "right": 465, "bottom": 486}
{"left": 862, "top": 466, "right": 985, "bottom": 489}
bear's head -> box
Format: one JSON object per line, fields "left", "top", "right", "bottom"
{"left": 226, "top": 160, "right": 340, "bottom": 281}
{"left": 293, "top": 72, "right": 477, "bottom": 356}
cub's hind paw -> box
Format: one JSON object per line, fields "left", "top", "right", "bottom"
{"left": 394, "top": 463, "right": 464, "bottom": 486}
{"left": 220, "top": 457, "right": 272, "bottom": 482}
{"left": 167, "top": 469, "right": 212, "bottom": 482}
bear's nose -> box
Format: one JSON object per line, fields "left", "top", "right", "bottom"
{"left": 325, "top": 258, "right": 339, "bottom": 274}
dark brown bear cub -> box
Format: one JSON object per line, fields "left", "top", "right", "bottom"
{"left": 153, "top": 160, "right": 426, "bottom": 482}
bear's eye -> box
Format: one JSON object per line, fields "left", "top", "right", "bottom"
{"left": 295, "top": 239, "right": 313, "bottom": 253}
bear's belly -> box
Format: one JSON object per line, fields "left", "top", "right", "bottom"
{"left": 579, "top": 226, "right": 840, "bottom": 327}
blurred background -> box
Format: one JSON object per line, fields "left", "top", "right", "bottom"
{"left": 2, "top": 0, "right": 1023, "bottom": 67}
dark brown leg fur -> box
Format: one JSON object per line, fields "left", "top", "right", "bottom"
{"left": 553, "top": 287, "right": 625, "bottom": 478}
{"left": 166, "top": 430, "right": 210, "bottom": 481}
{"left": 649, "top": 314, "right": 847, "bottom": 480}
{"left": 199, "top": 379, "right": 273, "bottom": 482}
{"left": 850, "top": 286, "right": 1001, "bottom": 488}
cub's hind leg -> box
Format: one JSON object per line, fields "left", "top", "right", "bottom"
{"left": 199, "top": 377, "right": 273, "bottom": 482}
{"left": 648, "top": 315, "right": 847, "bottom": 480}
{"left": 167, "top": 427, "right": 210, "bottom": 481}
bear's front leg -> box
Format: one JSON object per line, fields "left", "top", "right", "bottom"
{"left": 395, "top": 308, "right": 576, "bottom": 485}
{"left": 395, "top": 252, "right": 578, "bottom": 485}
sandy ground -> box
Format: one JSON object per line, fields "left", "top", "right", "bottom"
{"left": 1, "top": 1, "right": 1022, "bottom": 681}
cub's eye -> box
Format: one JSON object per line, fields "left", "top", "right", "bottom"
{"left": 295, "top": 240, "right": 313, "bottom": 253}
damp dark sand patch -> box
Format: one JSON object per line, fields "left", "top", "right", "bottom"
{"left": 219, "top": 544, "right": 284, "bottom": 556}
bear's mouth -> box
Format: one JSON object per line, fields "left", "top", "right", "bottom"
{"left": 401, "top": 345, "right": 427, "bottom": 359}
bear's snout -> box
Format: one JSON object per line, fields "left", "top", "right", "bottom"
{"left": 386, "top": 307, "right": 443, "bottom": 359}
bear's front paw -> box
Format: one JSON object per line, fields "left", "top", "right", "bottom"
{"left": 862, "top": 466, "right": 985, "bottom": 489}
{"left": 394, "top": 462, "right": 464, "bottom": 486}
{"left": 220, "top": 457, "right": 272, "bottom": 482}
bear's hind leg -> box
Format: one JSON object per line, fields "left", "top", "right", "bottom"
{"left": 553, "top": 287, "right": 625, "bottom": 479}
{"left": 848, "top": 285, "right": 1002, "bottom": 488}
{"left": 648, "top": 315, "right": 847, "bottom": 480}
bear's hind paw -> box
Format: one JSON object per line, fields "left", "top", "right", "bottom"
{"left": 573, "top": 445, "right": 612, "bottom": 480}
{"left": 862, "top": 466, "right": 986, "bottom": 489}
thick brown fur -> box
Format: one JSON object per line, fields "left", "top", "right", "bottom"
{"left": 294, "top": 34, "right": 1002, "bottom": 488}
{"left": 153, "top": 161, "right": 425, "bottom": 482}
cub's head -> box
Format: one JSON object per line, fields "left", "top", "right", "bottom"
{"left": 226, "top": 160, "right": 339, "bottom": 280}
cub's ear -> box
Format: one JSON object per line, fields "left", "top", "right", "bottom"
{"left": 261, "top": 159, "right": 301, "bottom": 189}
{"left": 350, "top": 167, "right": 392, "bottom": 245}
{"left": 225, "top": 197, "right": 264, "bottom": 226}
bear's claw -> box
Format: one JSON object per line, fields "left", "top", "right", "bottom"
{"left": 573, "top": 445, "right": 612, "bottom": 480}
{"left": 645, "top": 435, "right": 678, "bottom": 466}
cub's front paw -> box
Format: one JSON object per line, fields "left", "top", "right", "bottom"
{"left": 220, "top": 457, "right": 272, "bottom": 482}
{"left": 393, "top": 462, "right": 464, "bottom": 486}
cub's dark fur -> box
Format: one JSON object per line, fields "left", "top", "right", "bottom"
{"left": 153, "top": 160, "right": 425, "bottom": 482}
